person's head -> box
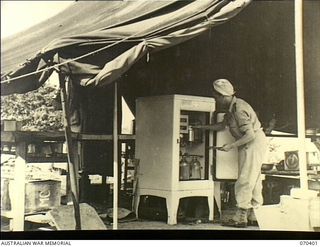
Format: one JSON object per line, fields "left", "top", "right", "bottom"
{"left": 212, "top": 79, "right": 235, "bottom": 107}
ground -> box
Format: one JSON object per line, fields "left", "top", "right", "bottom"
{"left": 117, "top": 220, "right": 259, "bottom": 230}
{"left": 1, "top": 190, "right": 260, "bottom": 231}
{"left": 1, "top": 209, "right": 259, "bottom": 231}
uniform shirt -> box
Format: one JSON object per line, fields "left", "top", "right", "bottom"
{"left": 224, "top": 96, "right": 262, "bottom": 140}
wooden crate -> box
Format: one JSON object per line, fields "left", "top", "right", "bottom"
{"left": 24, "top": 180, "right": 61, "bottom": 214}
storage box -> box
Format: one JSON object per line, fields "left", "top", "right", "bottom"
{"left": 2, "top": 179, "right": 61, "bottom": 214}
{"left": 255, "top": 195, "right": 315, "bottom": 231}
{"left": 2, "top": 120, "right": 22, "bottom": 131}
{"left": 24, "top": 180, "right": 61, "bottom": 214}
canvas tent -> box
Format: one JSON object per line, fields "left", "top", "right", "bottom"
{"left": 2, "top": 0, "right": 257, "bottom": 133}
{"left": 1, "top": 0, "right": 320, "bottom": 134}
{"left": 1, "top": 0, "right": 250, "bottom": 92}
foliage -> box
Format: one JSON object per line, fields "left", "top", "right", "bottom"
{"left": 1, "top": 86, "right": 63, "bottom": 131}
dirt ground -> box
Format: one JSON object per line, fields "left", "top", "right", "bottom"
{"left": 1, "top": 192, "right": 259, "bottom": 231}
{"left": 116, "top": 220, "right": 259, "bottom": 230}
{"left": 1, "top": 209, "right": 259, "bottom": 231}
{"left": 102, "top": 207, "right": 259, "bottom": 230}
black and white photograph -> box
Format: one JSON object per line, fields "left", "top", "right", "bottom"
{"left": 0, "top": 0, "right": 319, "bottom": 240}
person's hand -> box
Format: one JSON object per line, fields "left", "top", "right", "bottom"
{"left": 220, "top": 143, "right": 234, "bottom": 152}
{"left": 208, "top": 146, "right": 218, "bottom": 150}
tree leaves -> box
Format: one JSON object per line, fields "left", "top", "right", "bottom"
{"left": 1, "top": 86, "right": 63, "bottom": 131}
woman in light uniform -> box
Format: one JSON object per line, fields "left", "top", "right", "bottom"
{"left": 194, "top": 79, "right": 268, "bottom": 227}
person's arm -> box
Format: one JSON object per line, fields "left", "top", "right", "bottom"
{"left": 192, "top": 121, "right": 226, "bottom": 131}
{"left": 192, "top": 114, "right": 227, "bottom": 131}
{"left": 220, "top": 108, "right": 256, "bottom": 151}
{"left": 221, "top": 128, "right": 255, "bottom": 151}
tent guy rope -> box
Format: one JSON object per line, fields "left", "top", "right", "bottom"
{"left": 0, "top": 31, "right": 146, "bottom": 84}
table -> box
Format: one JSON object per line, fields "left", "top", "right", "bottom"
{"left": 1, "top": 131, "right": 135, "bottom": 231}
{"left": 262, "top": 170, "right": 320, "bottom": 205}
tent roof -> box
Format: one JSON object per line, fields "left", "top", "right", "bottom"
{"left": 2, "top": 0, "right": 247, "bottom": 74}
{"left": 1, "top": 1, "right": 182, "bottom": 72}
{"left": 1, "top": 0, "right": 250, "bottom": 94}
{"left": 1, "top": 0, "right": 319, "bottom": 133}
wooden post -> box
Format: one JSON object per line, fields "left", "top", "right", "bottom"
{"left": 11, "top": 142, "right": 26, "bottom": 231}
{"left": 295, "top": 0, "right": 308, "bottom": 190}
{"left": 59, "top": 74, "right": 81, "bottom": 230}
{"left": 113, "top": 82, "right": 119, "bottom": 229}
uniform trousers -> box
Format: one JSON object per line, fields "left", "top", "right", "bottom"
{"left": 235, "top": 130, "right": 267, "bottom": 209}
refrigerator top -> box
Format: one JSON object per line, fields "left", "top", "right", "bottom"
{"left": 136, "top": 94, "right": 215, "bottom": 103}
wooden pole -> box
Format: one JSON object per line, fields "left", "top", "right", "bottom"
{"left": 59, "top": 74, "right": 81, "bottom": 230}
{"left": 113, "top": 82, "right": 119, "bottom": 229}
{"left": 295, "top": 0, "right": 308, "bottom": 190}
{"left": 11, "top": 142, "right": 26, "bottom": 231}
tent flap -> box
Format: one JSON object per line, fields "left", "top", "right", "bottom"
{"left": 1, "top": 55, "right": 53, "bottom": 95}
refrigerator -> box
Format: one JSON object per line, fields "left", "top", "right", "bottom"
{"left": 134, "top": 95, "right": 217, "bottom": 224}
